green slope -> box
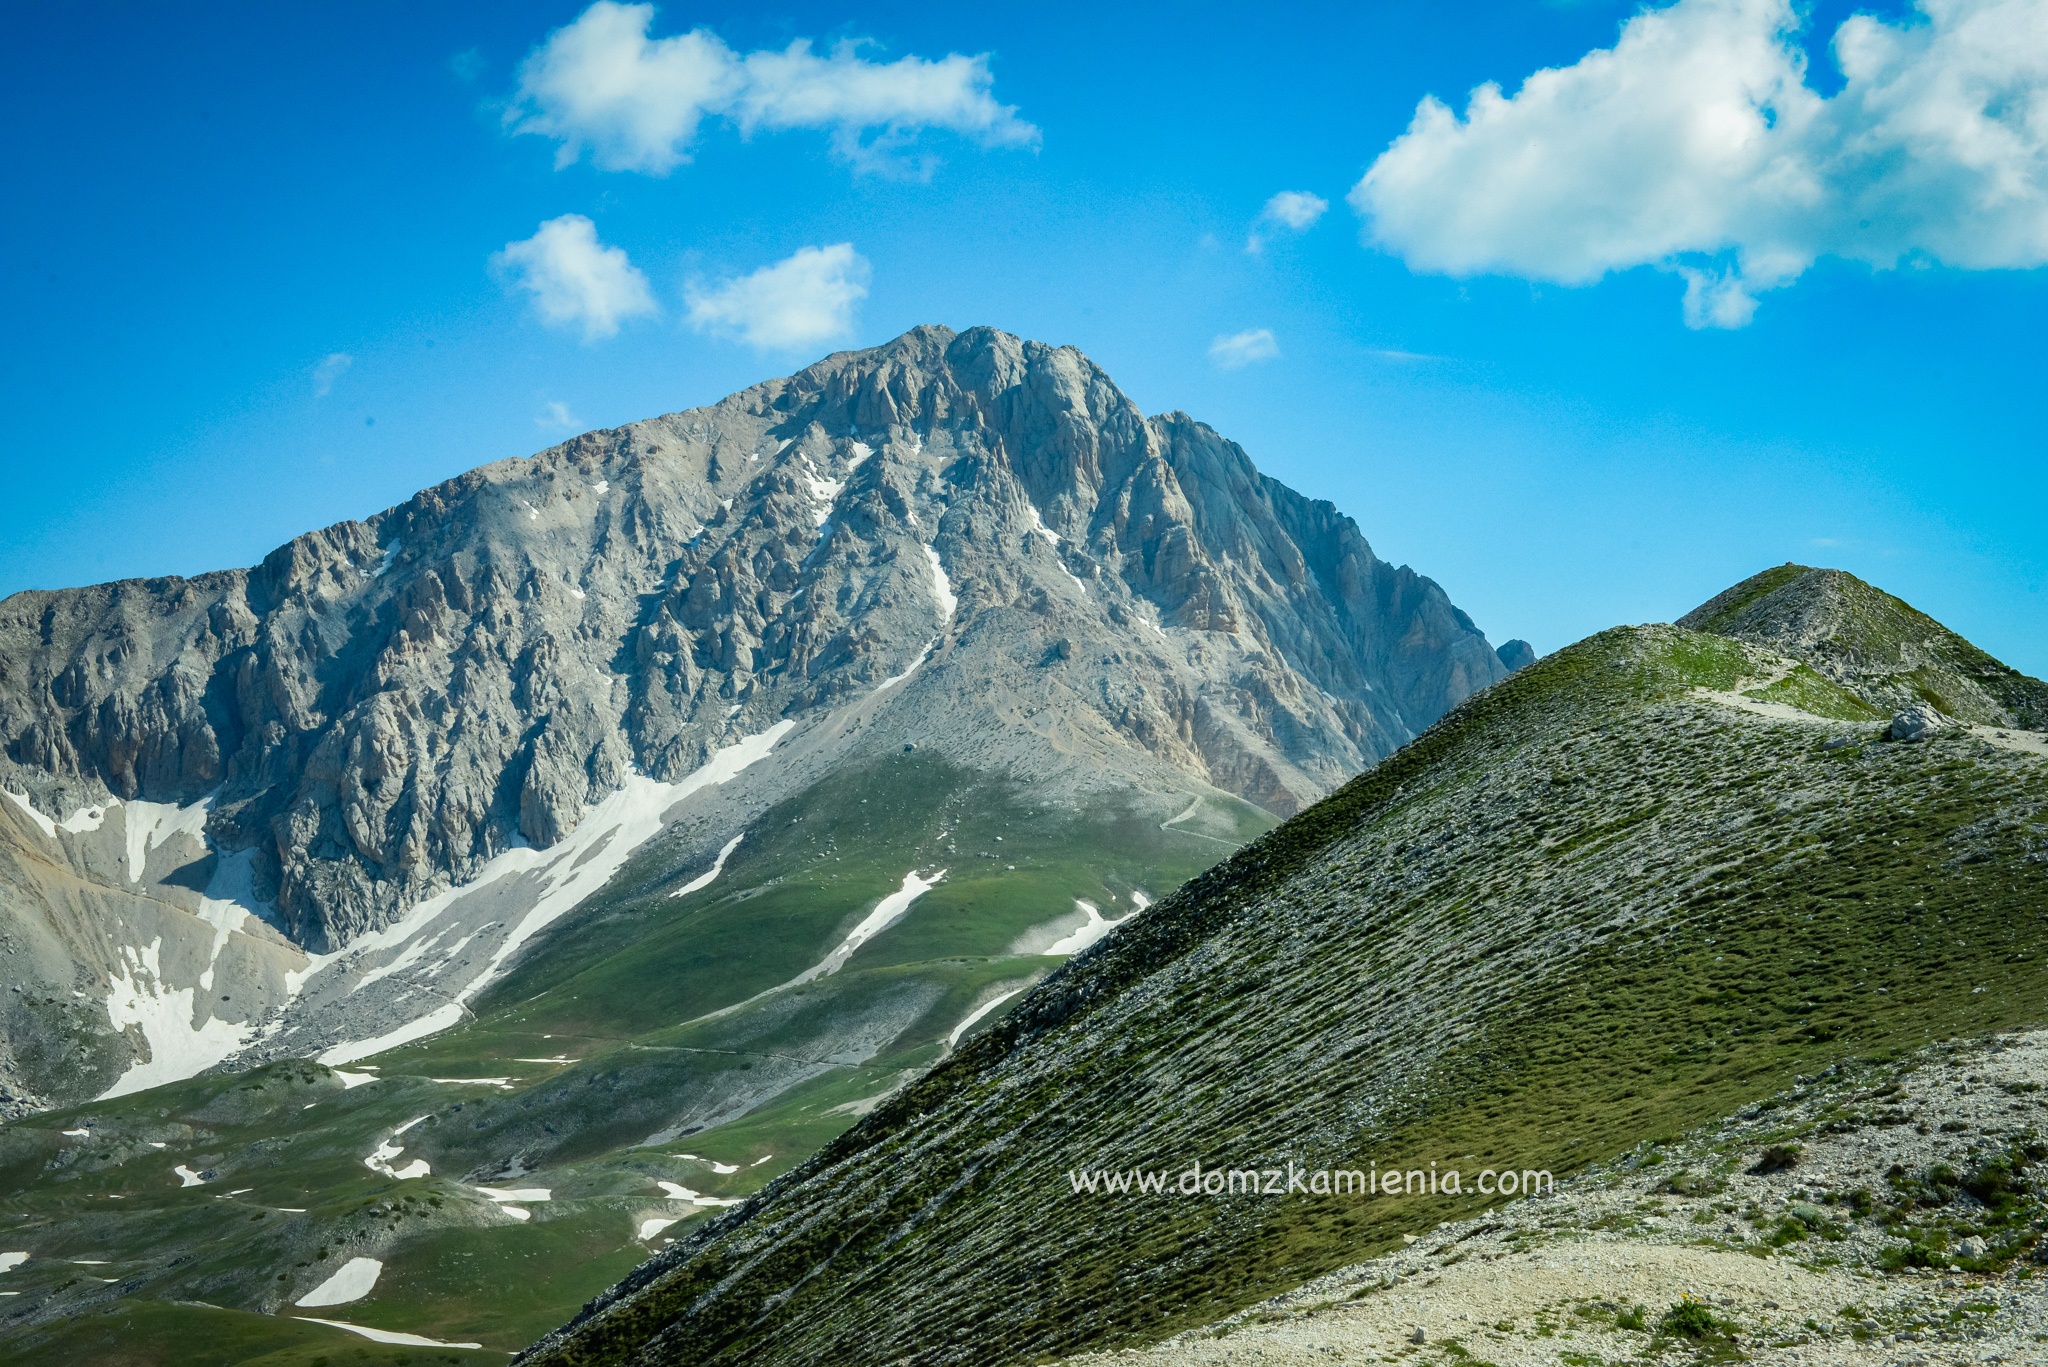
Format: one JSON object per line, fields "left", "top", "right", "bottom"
{"left": 0, "top": 754, "right": 1268, "bottom": 1364}
{"left": 1681, "top": 564, "right": 2048, "bottom": 727}
{"left": 522, "top": 614, "right": 2048, "bottom": 1367}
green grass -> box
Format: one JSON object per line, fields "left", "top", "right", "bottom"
{"left": 0, "top": 1298, "right": 503, "bottom": 1367}
{"left": 0, "top": 753, "right": 1262, "bottom": 1365}
{"left": 520, "top": 624, "right": 2048, "bottom": 1367}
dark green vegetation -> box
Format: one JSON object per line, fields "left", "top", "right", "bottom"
{"left": 525, "top": 580, "right": 2048, "bottom": 1367}
{"left": 0, "top": 753, "right": 1265, "bottom": 1363}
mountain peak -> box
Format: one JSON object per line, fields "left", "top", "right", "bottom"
{"left": 1680, "top": 563, "right": 2047, "bottom": 728}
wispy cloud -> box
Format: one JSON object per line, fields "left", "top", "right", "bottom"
{"left": 506, "top": 1, "right": 1038, "bottom": 176}
{"left": 537, "top": 400, "right": 581, "bottom": 430}
{"left": 492, "top": 214, "right": 657, "bottom": 341}
{"left": 1352, "top": 0, "right": 2048, "bottom": 327}
{"left": 1246, "top": 190, "right": 1329, "bottom": 253}
{"left": 312, "top": 352, "right": 353, "bottom": 397}
{"left": 685, "top": 243, "right": 870, "bottom": 349}
{"left": 1209, "top": 328, "right": 1280, "bottom": 369}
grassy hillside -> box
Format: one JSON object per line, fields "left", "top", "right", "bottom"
{"left": 525, "top": 619, "right": 2048, "bottom": 1367}
{"left": 1681, "top": 564, "right": 2048, "bottom": 728}
{"left": 0, "top": 756, "right": 1267, "bottom": 1364}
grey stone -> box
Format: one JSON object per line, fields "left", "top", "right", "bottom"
{"left": 1889, "top": 703, "right": 1952, "bottom": 743}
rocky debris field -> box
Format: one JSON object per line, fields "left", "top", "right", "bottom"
{"left": 1073, "top": 1030, "right": 2048, "bottom": 1366}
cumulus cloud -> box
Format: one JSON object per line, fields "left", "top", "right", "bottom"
{"left": 311, "top": 352, "right": 353, "bottom": 397}
{"left": 492, "top": 214, "right": 657, "bottom": 341}
{"left": 1209, "top": 328, "right": 1280, "bottom": 369}
{"left": 1351, "top": 0, "right": 2048, "bottom": 326}
{"left": 684, "top": 243, "right": 871, "bottom": 349}
{"left": 1247, "top": 190, "right": 1329, "bottom": 252}
{"left": 507, "top": 1, "right": 1038, "bottom": 175}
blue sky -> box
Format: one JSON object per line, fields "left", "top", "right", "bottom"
{"left": 4, "top": 0, "right": 2044, "bottom": 673}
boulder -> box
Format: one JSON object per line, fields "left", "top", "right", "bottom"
{"left": 1888, "top": 703, "right": 1952, "bottom": 743}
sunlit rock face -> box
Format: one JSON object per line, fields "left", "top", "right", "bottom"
{"left": 0, "top": 324, "right": 1506, "bottom": 1105}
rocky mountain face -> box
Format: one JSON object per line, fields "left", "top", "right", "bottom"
{"left": 523, "top": 573, "right": 2048, "bottom": 1367}
{"left": 0, "top": 324, "right": 1505, "bottom": 1109}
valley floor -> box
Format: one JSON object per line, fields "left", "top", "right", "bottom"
{"left": 1068, "top": 1031, "right": 2048, "bottom": 1366}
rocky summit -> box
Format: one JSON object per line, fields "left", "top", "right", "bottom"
{"left": 0, "top": 324, "right": 1506, "bottom": 1113}
{"left": 0, "top": 327, "right": 1514, "bottom": 1365}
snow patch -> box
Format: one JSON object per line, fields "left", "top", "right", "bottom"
{"left": 638, "top": 1217, "right": 681, "bottom": 1240}
{"left": 317, "top": 723, "right": 795, "bottom": 1066}
{"left": 475, "top": 1186, "right": 550, "bottom": 1202}
{"left": 793, "top": 869, "right": 945, "bottom": 984}
{"left": 801, "top": 466, "right": 845, "bottom": 527}
{"left": 364, "top": 1117, "right": 432, "bottom": 1180}
{"left": 870, "top": 640, "right": 935, "bottom": 696}
{"left": 373, "top": 543, "right": 399, "bottom": 577}
{"left": 430, "top": 1076, "right": 513, "bottom": 1088}
{"left": 296, "top": 1317, "right": 480, "bottom": 1349}
{"left": 295, "top": 1257, "right": 381, "bottom": 1307}
{"left": 124, "top": 796, "right": 211, "bottom": 882}
{"left": 669, "top": 832, "right": 744, "bottom": 899}
{"left": 946, "top": 989, "right": 1023, "bottom": 1050}
{"left": 174, "top": 1165, "right": 206, "bottom": 1188}
{"left": 924, "top": 546, "right": 957, "bottom": 621}
{"left": 0, "top": 1253, "right": 25, "bottom": 1273}
{"left": 1026, "top": 503, "right": 1060, "bottom": 546}
{"left": 195, "top": 848, "right": 268, "bottom": 992}
{"left": 1131, "top": 890, "right": 1153, "bottom": 910}
{"left": 99, "top": 939, "right": 253, "bottom": 1100}
{"left": 1043, "top": 899, "right": 1140, "bottom": 957}
{"left": 2, "top": 790, "right": 57, "bottom": 838}
{"left": 592, "top": 479, "right": 609, "bottom": 493}
{"left": 847, "top": 441, "right": 873, "bottom": 468}
{"left": 654, "top": 1179, "right": 742, "bottom": 1207}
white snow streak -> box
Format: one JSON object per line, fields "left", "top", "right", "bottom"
{"left": 295, "top": 1257, "right": 382, "bottom": 1307}
{"left": 2, "top": 790, "right": 57, "bottom": 839}
{"left": 654, "top": 1179, "right": 742, "bottom": 1206}
{"left": 475, "top": 1186, "right": 550, "bottom": 1202}
{"left": 99, "top": 939, "right": 253, "bottom": 1100}
{"left": 924, "top": 546, "right": 957, "bottom": 621}
{"left": 1042, "top": 899, "right": 1140, "bottom": 957}
{"left": 317, "top": 722, "right": 794, "bottom": 1066}
{"left": 792, "top": 869, "right": 945, "bottom": 984}
{"left": 173, "top": 1165, "right": 206, "bottom": 1188}
{"left": 1, "top": 790, "right": 118, "bottom": 839}
{"left": 295, "top": 1317, "right": 481, "bottom": 1349}
{"left": 946, "top": 989, "right": 1023, "bottom": 1050}
{"left": 669, "top": 832, "right": 744, "bottom": 899}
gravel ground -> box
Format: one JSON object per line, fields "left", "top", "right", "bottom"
{"left": 1067, "top": 1031, "right": 2048, "bottom": 1366}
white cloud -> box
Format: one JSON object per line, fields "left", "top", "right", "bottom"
{"left": 1209, "top": 328, "right": 1280, "bottom": 369}
{"left": 684, "top": 244, "right": 871, "bottom": 349}
{"left": 492, "top": 214, "right": 657, "bottom": 341}
{"left": 312, "top": 352, "right": 353, "bottom": 397}
{"left": 507, "top": 1, "right": 1038, "bottom": 175}
{"left": 537, "top": 400, "right": 580, "bottom": 430}
{"left": 1246, "top": 190, "right": 1330, "bottom": 253}
{"left": 1352, "top": 0, "right": 2048, "bottom": 327}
